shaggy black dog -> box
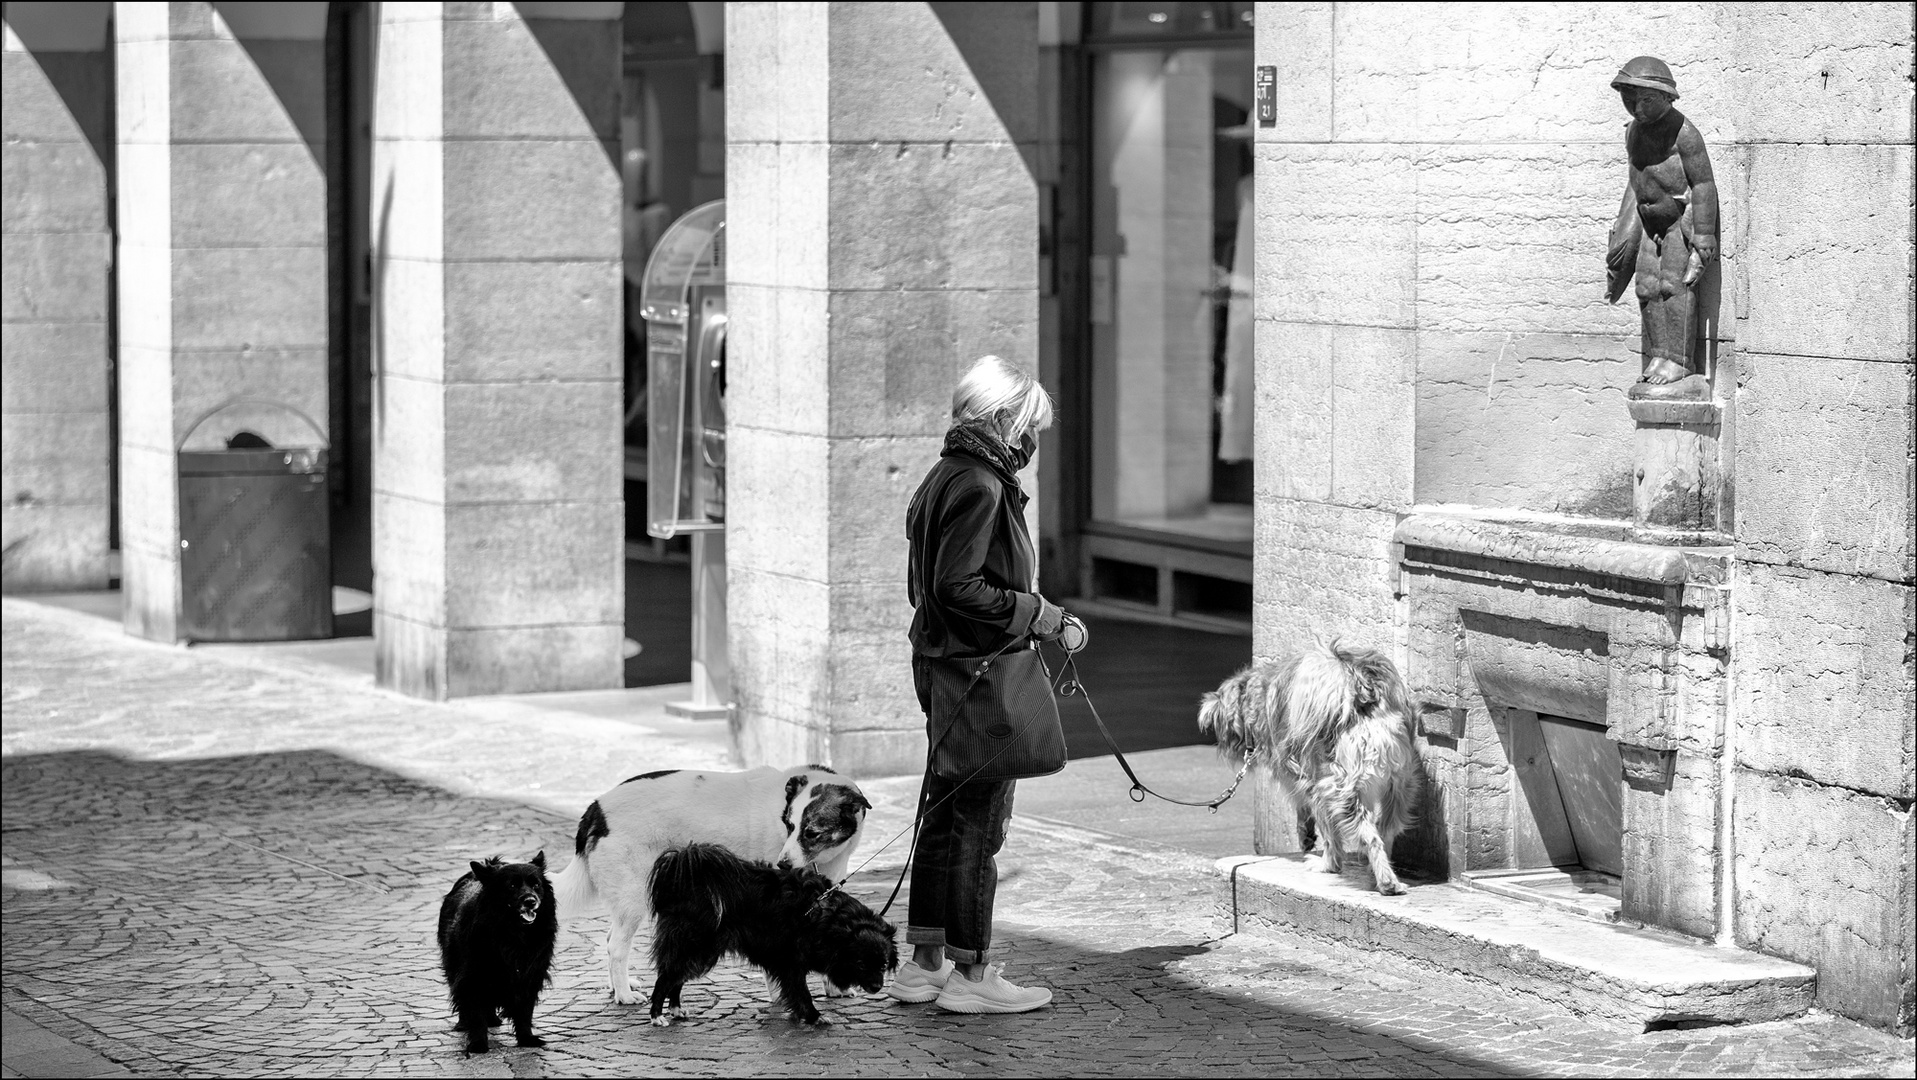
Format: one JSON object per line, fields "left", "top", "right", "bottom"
{"left": 437, "top": 853, "right": 556, "bottom": 1054}
{"left": 647, "top": 843, "right": 899, "bottom": 1026}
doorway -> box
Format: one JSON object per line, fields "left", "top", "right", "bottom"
{"left": 324, "top": 1, "right": 374, "bottom": 634}
{"left": 619, "top": 2, "right": 724, "bottom": 686}
{"left": 1044, "top": 2, "right": 1254, "bottom": 753}
{"left": 1076, "top": 2, "right": 1254, "bottom": 633}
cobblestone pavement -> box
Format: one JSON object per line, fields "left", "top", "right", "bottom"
{"left": 4, "top": 598, "right": 1912, "bottom": 1077}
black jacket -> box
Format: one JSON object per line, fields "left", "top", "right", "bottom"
{"left": 906, "top": 449, "right": 1040, "bottom": 659}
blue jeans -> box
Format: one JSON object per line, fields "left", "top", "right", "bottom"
{"left": 908, "top": 654, "right": 1016, "bottom": 965}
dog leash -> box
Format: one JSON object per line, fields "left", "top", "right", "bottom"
{"left": 1054, "top": 646, "right": 1255, "bottom": 813}
{"left": 812, "top": 733, "right": 1028, "bottom": 918}
{"left": 814, "top": 637, "right": 1042, "bottom": 917}
{"left": 818, "top": 620, "right": 1255, "bottom": 916}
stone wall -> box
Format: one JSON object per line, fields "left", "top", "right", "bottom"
{"left": 371, "top": 2, "right": 625, "bottom": 698}
{"left": 1, "top": 3, "right": 114, "bottom": 592}
{"left": 1252, "top": 2, "right": 1914, "bottom": 1031}
{"left": 726, "top": 2, "right": 1039, "bottom": 775}
{"left": 113, "top": 1, "right": 332, "bottom": 642}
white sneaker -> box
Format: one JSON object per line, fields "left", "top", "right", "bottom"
{"left": 933, "top": 965, "right": 1052, "bottom": 1014}
{"left": 886, "top": 959, "right": 953, "bottom": 1003}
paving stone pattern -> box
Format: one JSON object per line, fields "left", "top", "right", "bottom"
{"left": 3, "top": 599, "right": 1912, "bottom": 1078}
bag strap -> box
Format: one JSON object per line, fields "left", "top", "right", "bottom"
{"left": 873, "top": 636, "right": 1045, "bottom": 919}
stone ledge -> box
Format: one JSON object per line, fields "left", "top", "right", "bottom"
{"left": 1629, "top": 397, "right": 1722, "bottom": 427}
{"left": 1396, "top": 511, "right": 1731, "bottom": 587}
{"left": 1217, "top": 854, "right": 1816, "bottom": 1031}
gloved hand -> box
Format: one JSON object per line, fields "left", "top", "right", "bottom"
{"left": 1031, "top": 596, "right": 1065, "bottom": 640}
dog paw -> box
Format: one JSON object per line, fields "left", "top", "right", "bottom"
{"left": 650, "top": 1016, "right": 672, "bottom": 1028}
{"left": 463, "top": 1040, "right": 490, "bottom": 1055}
{"left": 1375, "top": 876, "right": 1407, "bottom": 896}
{"left": 611, "top": 985, "right": 640, "bottom": 1006}
{"left": 1304, "top": 853, "right": 1338, "bottom": 874}
{"left": 515, "top": 1034, "right": 546, "bottom": 1049}
{"left": 820, "top": 980, "right": 849, "bottom": 999}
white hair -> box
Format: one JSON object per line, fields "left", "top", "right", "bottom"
{"left": 951, "top": 355, "right": 1054, "bottom": 441}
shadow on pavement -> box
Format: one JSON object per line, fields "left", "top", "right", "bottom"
{"left": 1, "top": 746, "right": 1518, "bottom": 1077}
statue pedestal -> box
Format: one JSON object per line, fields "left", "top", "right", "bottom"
{"left": 1630, "top": 398, "right": 1723, "bottom": 535}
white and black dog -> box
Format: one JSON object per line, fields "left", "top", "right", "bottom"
{"left": 1199, "top": 640, "right": 1420, "bottom": 895}
{"left": 551, "top": 765, "right": 870, "bottom": 1005}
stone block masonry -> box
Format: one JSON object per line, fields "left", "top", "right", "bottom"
{"left": 110, "top": 1, "right": 331, "bottom": 642}
{"left": 1251, "top": 0, "right": 1915, "bottom": 1032}
{"left": 726, "top": 2, "right": 1040, "bottom": 776}
{"left": 1, "top": 4, "right": 114, "bottom": 592}
{"left": 370, "top": 3, "right": 624, "bottom": 698}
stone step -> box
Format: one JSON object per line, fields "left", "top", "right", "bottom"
{"left": 1216, "top": 854, "right": 1817, "bottom": 1031}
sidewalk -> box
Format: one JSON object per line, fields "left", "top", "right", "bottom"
{"left": 4, "top": 595, "right": 1911, "bottom": 1077}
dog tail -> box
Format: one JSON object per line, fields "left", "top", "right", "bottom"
{"left": 551, "top": 855, "right": 599, "bottom": 920}
{"left": 1281, "top": 644, "right": 1358, "bottom": 758}
{"left": 1277, "top": 640, "right": 1410, "bottom": 758}
{"left": 648, "top": 843, "right": 748, "bottom": 932}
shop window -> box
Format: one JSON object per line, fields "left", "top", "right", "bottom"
{"left": 1086, "top": 13, "right": 1253, "bottom": 547}
{"left": 1090, "top": 2, "right": 1255, "bottom": 40}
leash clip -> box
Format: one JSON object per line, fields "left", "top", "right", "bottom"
{"left": 807, "top": 877, "right": 846, "bottom": 915}
{"left": 1129, "top": 784, "right": 1146, "bottom": 803}
{"left": 1205, "top": 747, "right": 1257, "bottom": 813}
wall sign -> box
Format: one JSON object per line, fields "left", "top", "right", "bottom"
{"left": 1255, "top": 65, "right": 1276, "bottom": 127}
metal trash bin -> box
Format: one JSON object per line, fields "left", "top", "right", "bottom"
{"left": 178, "top": 445, "right": 333, "bottom": 642}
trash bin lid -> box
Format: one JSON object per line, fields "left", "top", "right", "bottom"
{"left": 178, "top": 448, "right": 326, "bottom": 476}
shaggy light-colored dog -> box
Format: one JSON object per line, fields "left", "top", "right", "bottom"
{"left": 551, "top": 765, "right": 869, "bottom": 1004}
{"left": 1199, "top": 641, "right": 1420, "bottom": 895}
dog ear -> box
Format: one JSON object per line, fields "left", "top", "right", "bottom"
{"left": 782, "top": 775, "right": 809, "bottom": 836}
{"left": 470, "top": 860, "right": 491, "bottom": 880}
{"left": 853, "top": 791, "right": 872, "bottom": 812}
{"left": 531, "top": 850, "right": 546, "bottom": 871}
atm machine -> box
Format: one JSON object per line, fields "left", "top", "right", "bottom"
{"left": 639, "top": 201, "right": 728, "bottom": 720}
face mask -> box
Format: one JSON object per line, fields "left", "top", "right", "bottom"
{"left": 1010, "top": 430, "right": 1038, "bottom": 470}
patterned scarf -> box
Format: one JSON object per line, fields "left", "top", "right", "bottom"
{"left": 942, "top": 422, "right": 1026, "bottom": 490}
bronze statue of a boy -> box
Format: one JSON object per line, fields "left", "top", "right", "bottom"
{"left": 1606, "top": 56, "right": 1718, "bottom": 400}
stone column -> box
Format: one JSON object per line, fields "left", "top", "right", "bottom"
{"left": 113, "top": 1, "right": 330, "bottom": 640}
{"left": 1247, "top": 3, "right": 1417, "bottom": 850}
{"left": 2, "top": 3, "right": 113, "bottom": 592}
{"left": 727, "top": 2, "right": 1039, "bottom": 774}
{"left": 371, "top": 2, "right": 623, "bottom": 699}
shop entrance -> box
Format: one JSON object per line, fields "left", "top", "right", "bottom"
{"left": 1044, "top": 3, "right": 1256, "bottom": 753}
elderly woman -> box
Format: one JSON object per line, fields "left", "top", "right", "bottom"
{"left": 887, "top": 355, "right": 1063, "bottom": 1015}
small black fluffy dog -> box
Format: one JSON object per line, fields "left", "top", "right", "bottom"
{"left": 647, "top": 843, "right": 898, "bottom": 1026}
{"left": 437, "top": 853, "right": 556, "bottom": 1054}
